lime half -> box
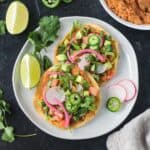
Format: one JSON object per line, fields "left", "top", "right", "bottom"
{"left": 20, "top": 54, "right": 41, "bottom": 88}
{"left": 6, "top": 1, "right": 29, "bottom": 35}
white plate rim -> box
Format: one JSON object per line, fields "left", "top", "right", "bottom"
{"left": 100, "top": 0, "right": 150, "bottom": 30}
{"left": 12, "top": 16, "right": 139, "bottom": 140}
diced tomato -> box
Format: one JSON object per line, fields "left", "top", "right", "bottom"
{"left": 101, "top": 70, "right": 115, "bottom": 81}
{"left": 82, "top": 36, "right": 88, "bottom": 45}
{"left": 72, "top": 66, "right": 80, "bottom": 75}
{"left": 53, "top": 116, "right": 61, "bottom": 121}
{"left": 60, "top": 120, "right": 66, "bottom": 127}
{"left": 89, "top": 87, "right": 99, "bottom": 96}
{"left": 101, "top": 75, "right": 107, "bottom": 81}
{"left": 51, "top": 79, "right": 59, "bottom": 87}
{"left": 54, "top": 111, "right": 64, "bottom": 119}
{"left": 107, "top": 69, "right": 115, "bottom": 80}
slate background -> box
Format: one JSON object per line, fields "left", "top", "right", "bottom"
{"left": 0, "top": 0, "right": 150, "bottom": 149}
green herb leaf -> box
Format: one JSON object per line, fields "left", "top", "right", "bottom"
{"left": 72, "top": 20, "right": 89, "bottom": 36}
{"left": 0, "top": 89, "right": 3, "bottom": 99}
{"left": 15, "top": 133, "right": 37, "bottom": 138}
{"left": 0, "top": 99, "right": 11, "bottom": 114}
{"left": 0, "top": 122, "right": 5, "bottom": 130}
{"left": 0, "top": 20, "right": 6, "bottom": 35}
{"left": 0, "top": 88, "right": 37, "bottom": 143}
{"left": 43, "top": 55, "right": 52, "bottom": 71}
{"left": 1, "top": 126, "right": 15, "bottom": 143}
{"left": 28, "top": 31, "right": 43, "bottom": 52}
{"left": 28, "top": 15, "right": 60, "bottom": 53}
{"left": 73, "top": 20, "right": 82, "bottom": 30}
{"left": 0, "top": 0, "right": 6, "bottom": 2}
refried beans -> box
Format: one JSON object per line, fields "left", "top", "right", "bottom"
{"left": 106, "top": 0, "right": 150, "bottom": 25}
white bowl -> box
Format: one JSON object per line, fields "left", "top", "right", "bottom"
{"left": 12, "top": 16, "right": 139, "bottom": 140}
{"left": 100, "top": 0, "right": 150, "bottom": 30}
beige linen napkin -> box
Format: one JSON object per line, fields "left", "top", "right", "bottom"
{"left": 107, "top": 109, "right": 150, "bottom": 150}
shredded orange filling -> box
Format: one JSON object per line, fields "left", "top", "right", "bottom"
{"left": 106, "top": 0, "right": 150, "bottom": 25}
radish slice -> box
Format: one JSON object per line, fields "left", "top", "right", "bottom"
{"left": 45, "top": 87, "right": 65, "bottom": 105}
{"left": 43, "top": 87, "right": 61, "bottom": 114}
{"left": 107, "top": 85, "right": 127, "bottom": 102}
{"left": 43, "top": 87, "right": 71, "bottom": 128}
{"left": 78, "top": 54, "right": 90, "bottom": 70}
{"left": 96, "top": 63, "right": 107, "bottom": 74}
{"left": 53, "top": 98, "right": 70, "bottom": 128}
{"left": 117, "top": 79, "right": 137, "bottom": 101}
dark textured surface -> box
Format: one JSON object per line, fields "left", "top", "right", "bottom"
{"left": 0, "top": 0, "right": 150, "bottom": 149}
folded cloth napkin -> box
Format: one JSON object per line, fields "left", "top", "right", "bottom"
{"left": 107, "top": 109, "right": 150, "bottom": 150}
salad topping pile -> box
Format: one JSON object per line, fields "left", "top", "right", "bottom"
{"left": 35, "top": 64, "right": 99, "bottom": 128}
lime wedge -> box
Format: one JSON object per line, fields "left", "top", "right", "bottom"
{"left": 6, "top": 1, "right": 29, "bottom": 35}
{"left": 20, "top": 54, "right": 41, "bottom": 88}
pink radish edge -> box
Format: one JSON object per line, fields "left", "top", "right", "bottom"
{"left": 43, "top": 87, "right": 71, "bottom": 128}
{"left": 117, "top": 79, "right": 137, "bottom": 101}
{"left": 71, "top": 49, "right": 106, "bottom": 63}
{"left": 117, "top": 79, "right": 137, "bottom": 102}
{"left": 107, "top": 84, "right": 127, "bottom": 102}
{"left": 43, "top": 87, "right": 61, "bottom": 114}
{"left": 53, "top": 98, "right": 71, "bottom": 128}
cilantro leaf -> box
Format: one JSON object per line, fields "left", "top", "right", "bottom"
{"left": 39, "top": 16, "right": 60, "bottom": 43}
{"left": 0, "top": 89, "right": 14, "bottom": 143}
{"left": 0, "top": 89, "right": 3, "bottom": 99}
{"left": 0, "top": 122, "right": 5, "bottom": 129}
{"left": 43, "top": 55, "right": 52, "bottom": 71}
{"left": 0, "top": 99, "right": 11, "bottom": 114}
{"left": 0, "top": 20, "right": 6, "bottom": 36}
{"left": 0, "top": 88, "right": 36, "bottom": 143}
{"left": 28, "top": 31, "right": 44, "bottom": 52}
{"left": 0, "top": 0, "right": 6, "bottom": 2}
{"left": 1, "top": 126, "right": 15, "bottom": 143}
{"left": 28, "top": 15, "right": 60, "bottom": 53}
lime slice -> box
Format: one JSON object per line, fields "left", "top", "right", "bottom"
{"left": 20, "top": 54, "right": 41, "bottom": 88}
{"left": 6, "top": 1, "right": 29, "bottom": 35}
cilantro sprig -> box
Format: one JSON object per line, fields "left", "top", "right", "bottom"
{"left": 0, "top": 0, "right": 6, "bottom": 3}
{"left": 28, "top": 15, "right": 60, "bottom": 53}
{"left": 0, "top": 20, "right": 6, "bottom": 36}
{"left": 0, "top": 88, "right": 36, "bottom": 143}
{"left": 28, "top": 15, "right": 60, "bottom": 71}
{"left": 0, "top": 89, "right": 15, "bottom": 142}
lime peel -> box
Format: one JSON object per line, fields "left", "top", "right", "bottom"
{"left": 6, "top": 1, "right": 29, "bottom": 35}
{"left": 20, "top": 54, "right": 41, "bottom": 88}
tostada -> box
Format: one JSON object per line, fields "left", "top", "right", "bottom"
{"left": 33, "top": 64, "right": 101, "bottom": 129}
{"left": 54, "top": 21, "right": 119, "bottom": 85}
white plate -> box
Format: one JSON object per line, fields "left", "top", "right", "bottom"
{"left": 12, "top": 16, "right": 139, "bottom": 140}
{"left": 100, "top": 0, "right": 150, "bottom": 30}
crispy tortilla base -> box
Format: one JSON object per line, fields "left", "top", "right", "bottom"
{"left": 54, "top": 23, "right": 119, "bottom": 85}
{"left": 33, "top": 67, "right": 101, "bottom": 129}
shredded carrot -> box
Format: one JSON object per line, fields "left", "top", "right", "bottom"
{"left": 101, "top": 75, "right": 107, "bottom": 81}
